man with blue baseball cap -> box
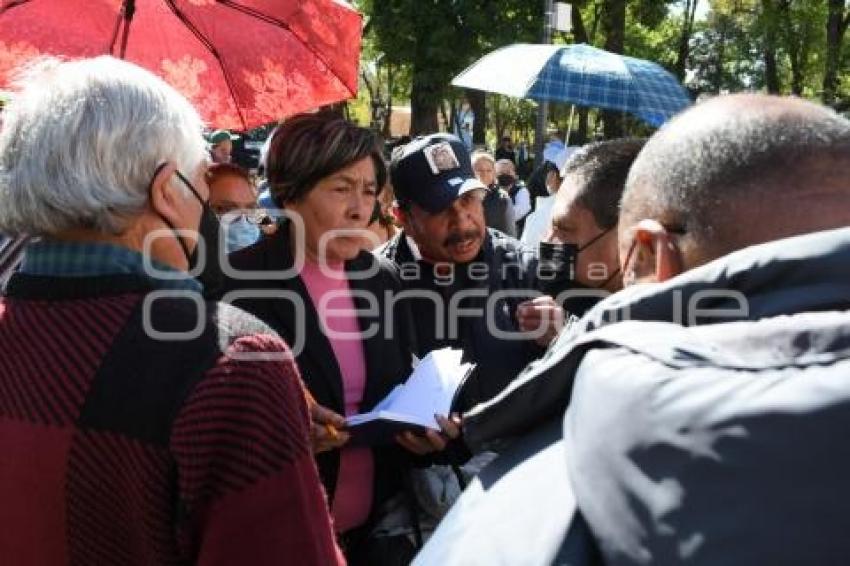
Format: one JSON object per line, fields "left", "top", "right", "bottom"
{"left": 389, "top": 134, "right": 489, "bottom": 261}
{"left": 380, "top": 133, "right": 547, "bottom": 415}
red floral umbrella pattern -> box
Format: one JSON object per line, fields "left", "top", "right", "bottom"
{"left": 0, "top": 0, "right": 362, "bottom": 130}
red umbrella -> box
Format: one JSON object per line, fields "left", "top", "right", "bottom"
{"left": 0, "top": 0, "right": 362, "bottom": 130}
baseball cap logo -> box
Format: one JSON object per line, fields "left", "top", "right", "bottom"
{"left": 423, "top": 142, "right": 461, "bottom": 175}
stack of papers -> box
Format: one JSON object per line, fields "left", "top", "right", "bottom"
{"left": 346, "top": 348, "right": 474, "bottom": 446}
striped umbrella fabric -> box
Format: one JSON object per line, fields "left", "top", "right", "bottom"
{"left": 453, "top": 43, "right": 691, "bottom": 127}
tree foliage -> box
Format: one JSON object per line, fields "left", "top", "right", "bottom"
{"left": 356, "top": 0, "right": 850, "bottom": 140}
{"left": 357, "top": 0, "right": 542, "bottom": 135}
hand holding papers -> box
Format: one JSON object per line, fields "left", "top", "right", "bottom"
{"left": 345, "top": 348, "right": 474, "bottom": 446}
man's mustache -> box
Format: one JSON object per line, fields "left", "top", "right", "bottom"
{"left": 444, "top": 229, "right": 482, "bottom": 247}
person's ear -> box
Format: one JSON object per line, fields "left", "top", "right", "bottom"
{"left": 393, "top": 204, "right": 412, "bottom": 232}
{"left": 148, "top": 162, "right": 184, "bottom": 227}
{"left": 624, "top": 219, "right": 684, "bottom": 284}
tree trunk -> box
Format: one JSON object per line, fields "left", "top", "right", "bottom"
{"left": 361, "top": 68, "right": 383, "bottom": 131}
{"left": 713, "top": 16, "right": 728, "bottom": 93}
{"left": 574, "top": 108, "right": 588, "bottom": 145}
{"left": 572, "top": 4, "right": 590, "bottom": 144}
{"left": 492, "top": 96, "right": 506, "bottom": 143}
{"left": 761, "top": 0, "right": 781, "bottom": 94}
{"left": 383, "top": 63, "right": 393, "bottom": 138}
{"left": 823, "top": 0, "right": 849, "bottom": 107}
{"left": 675, "top": 0, "right": 699, "bottom": 82}
{"left": 763, "top": 48, "right": 781, "bottom": 94}
{"left": 589, "top": 2, "right": 604, "bottom": 43}
{"left": 410, "top": 62, "right": 440, "bottom": 135}
{"left": 602, "top": 0, "right": 626, "bottom": 138}
{"left": 777, "top": 0, "right": 806, "bottom": 96}
{"left": 361, "top": 69, "right": 376, "bottom": 106}
{"left": 466, "top": 88, "right": 486, "bottom": 146}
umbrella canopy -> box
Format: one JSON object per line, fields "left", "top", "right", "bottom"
{"left": 452, "top": 43, "right": 691, "bottom": 127}
{"left": 0, "top": 0, "right": 362, "bottom": 130}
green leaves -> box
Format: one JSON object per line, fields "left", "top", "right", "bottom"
{"left": 354, "top": 0, "right": 850, "bottom": 137}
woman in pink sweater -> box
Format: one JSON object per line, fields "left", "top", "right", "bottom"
{"left": 223, "top": 113, "right": 455, "bottom": 564}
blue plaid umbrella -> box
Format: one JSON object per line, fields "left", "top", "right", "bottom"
{"left": 452, "top": 43, "right": 691, "bottom": 127}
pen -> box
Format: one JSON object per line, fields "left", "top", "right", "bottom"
{"left": 325, "top": 423, "right": 339, "bottom": 440}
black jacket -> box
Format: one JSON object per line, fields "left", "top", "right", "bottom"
{"left": 378, "top": 229, "right": 544, "bottom": 414}
{"left": 482, "top": 185, "right": 515, "bottom": 237}
{"left": 221, "top": 225, "right": 416, "bottom": 513}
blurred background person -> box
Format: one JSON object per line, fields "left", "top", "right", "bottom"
{"left": 207, "top": 128, "right": 238, "bottom": 164}
{"left": 453, "top": 99, "right": 474, "bottom": 151}
{"left": 520, "top": 146, "right": 576, "bottom": 248}
{"left": 365, "top": 179, "right": 399, "bottom": 249}
{"left": 206, "top": 162, "right": 263, "bottom": 253}
{"left": 495, "top": 135, "right": 516, "bottom": 164}
{"left": 526, "top": 136, "right": 565, "bottom": 205}
{"left": 495, "top": 158, "right": 531, "bottom": 234}
{"left": 472, "top": 150, "right": 515, "bottom": 236}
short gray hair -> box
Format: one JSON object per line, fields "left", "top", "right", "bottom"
{"left": 470, "top": 150, "right": 495, "bottom": 167}
{"left": 623, "top": 94, "right": 850, "bottom": 244}
{"left": 0, "top": 56, "right": 206, "bottom": 236}
{"left": 495, "top": 158, "right": 516, "bottom": 174}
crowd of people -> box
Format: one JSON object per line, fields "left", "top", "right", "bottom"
{"left": 1, "top": 54, "right": 849, "bottom": 566}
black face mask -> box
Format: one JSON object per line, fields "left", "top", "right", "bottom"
{"left": 537, "top": 229, "right": 619, "bottom": 317}
{"left": 538, "top": 240, "right": 578, "bottom": 295}
{"left": 496, "top": 174, "right": 515, "bottom": 188}
{"left": 150, "top": 164, "right": 224, "bottom": 299}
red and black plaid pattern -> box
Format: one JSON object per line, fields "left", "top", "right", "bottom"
{"left": 0, "top": 286, "right": 341, "bottom": 565}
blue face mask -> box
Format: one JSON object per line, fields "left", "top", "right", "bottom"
{"left": 223, "top": 216, "right": 261, "bottom": 253}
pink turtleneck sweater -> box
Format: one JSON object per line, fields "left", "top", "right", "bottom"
{"left": 300, "top": 259, "right": 373, "bottom": 533}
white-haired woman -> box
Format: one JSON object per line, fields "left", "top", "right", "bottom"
{"left": 0, "top": 56, "right": 341, "bottom": 564}
{"left": 471, "top": 150, "right": 515, "bottom": 236}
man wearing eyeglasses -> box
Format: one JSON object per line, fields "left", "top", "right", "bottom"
{"left": 206, "top": 162, "right": 265, "bottom": 253}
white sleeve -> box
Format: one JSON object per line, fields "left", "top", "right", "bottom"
{"left": 520, "top": 211, "right": 538, "bottom": 246}
{"left": 513, "top": 187, "right": 531, "bottom": 220}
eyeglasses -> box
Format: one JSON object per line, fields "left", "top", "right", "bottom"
{"left": 215, "top": 208, "right": 266, "bottom": 225}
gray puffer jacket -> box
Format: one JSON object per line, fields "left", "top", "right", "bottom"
{"left": 464, "top": 226, "right": 850, "bottom": 451}
{"left": 422, "top": 227, "right": 850, "bottom": 565}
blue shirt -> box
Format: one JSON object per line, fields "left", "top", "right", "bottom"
{"left": 19, "top": 240, "right": 203, "bottom": 294}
